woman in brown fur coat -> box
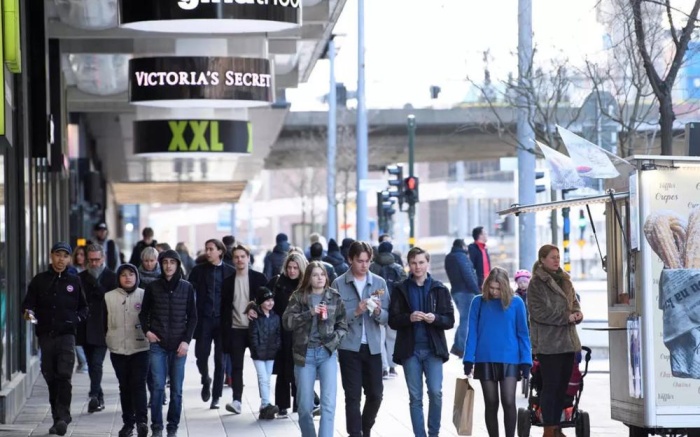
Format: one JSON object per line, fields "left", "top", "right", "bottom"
{"left": 527, "top": 245, "right": 583, "bottom": 437}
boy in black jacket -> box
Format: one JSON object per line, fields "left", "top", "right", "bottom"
{"left": 22, "top": 242, "right": 88, "bottom": 436}
{"left": 247, "top": 286, "right": 281, "bottom": 420}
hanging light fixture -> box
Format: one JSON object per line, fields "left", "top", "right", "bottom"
{"left": 119, "top": 0, "right": 302, "bottom": 34}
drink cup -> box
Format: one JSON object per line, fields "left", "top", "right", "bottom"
{"left": 319, "top": 301, "right": 328, "bottom": 320}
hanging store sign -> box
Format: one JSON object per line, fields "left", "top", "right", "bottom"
{"left": 129, "top": 56, "right": 273, "bottom": 108}
{"left": 133, "top": 119, "right": 252, "bottom": 155}
{"left": 119, "top": 0, "right": 301, "bottom": 33}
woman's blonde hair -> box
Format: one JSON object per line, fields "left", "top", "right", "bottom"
{"left": 141, "top": 246, "right": 158, "bottom": 261}
{"left": 482, "top": 266, "right": 514, "bottom": 309}
{"left": 283, "top": 251, "right": 309, "bottom": 280}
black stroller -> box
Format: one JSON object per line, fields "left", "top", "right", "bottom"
{"left": 517, "top": 346, "right": 592, "bottom": 437}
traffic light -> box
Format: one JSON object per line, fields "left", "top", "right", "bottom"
{"left": 376, "top": 191, "right": 396, "bottom": 234}
{"left": 404, "top": 176, "right": 420, "bottom": 205}
{"left": 535, "top": 170, "right": 546, "bottom": 193}
{"left": 387, "top": 165, "right": 404, "bottom": 190}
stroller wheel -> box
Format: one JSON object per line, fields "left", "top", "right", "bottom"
{"left": 517, "top": 407, "right": 531, "bottom": 437}
{"left": 575, "top": 411, "right": 590, "bottom": 437}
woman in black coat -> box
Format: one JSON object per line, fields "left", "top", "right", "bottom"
{"left": 269, "top": 251, "right": 308, "bottom": 416}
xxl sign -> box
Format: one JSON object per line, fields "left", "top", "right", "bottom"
{"left": 129, "top": 57, "right": 273, "bottom": 107}
{"left": 133, "top": 120, "right": 252, "bottom": 155}
{"left": 119, "top": 0, "right": 300, "bottom": 32}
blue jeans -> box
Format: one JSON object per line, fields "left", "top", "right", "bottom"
{"left": 452, "top": 292, "right": 476, "bottom": 355}
{"left": 403, "top": 349, "right": 444, "bottom": 437}
{"left": 149, "top": 343, "right": 186, "bottom": 433}
{"left": 295, "top": 347, "right": 338, "bottom": 437}
{"left": 253, "top": 360, "right": 274, "bottom": 409}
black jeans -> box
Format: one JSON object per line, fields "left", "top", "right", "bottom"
{"left": 227, "top": 328, "right": 250, "bottom": 402}
{"left": 194, "top": 317, "right": 224, "bottom": 400}
{"left": 83, "top": 344, "right": 108, "bottom": 400}
{"left": 339, "top": 345, "right": 384, "bottom": 437}
{"left": 538, "top": 352, "right": 575, "bottom": 426}
{"left": 275, "top": 371, "right": 296, "bottom": 410}
{"left": 39, "top": 334, "right": 75, "bottom": 423}
{"left": 111, "top": 351, "right": 149, "bottom": 426}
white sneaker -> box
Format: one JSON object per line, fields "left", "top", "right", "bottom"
{"left": 226, "top": 400, "right": 242, "bottom": 414}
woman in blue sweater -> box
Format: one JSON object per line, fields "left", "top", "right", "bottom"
{"left": 463, "top": 267, "right": 532, "bottom": 437}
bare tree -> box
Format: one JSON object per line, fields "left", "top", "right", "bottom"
{"left": 630, "top": 0, "right": 700, "bottom": 154}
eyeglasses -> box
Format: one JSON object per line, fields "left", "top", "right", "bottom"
{"left": 88, "top": 258, "right": 102, "bottom": 263}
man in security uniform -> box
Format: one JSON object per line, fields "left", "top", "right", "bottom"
{"left": 22, "top": 242, "right": 88, "bottom": 436}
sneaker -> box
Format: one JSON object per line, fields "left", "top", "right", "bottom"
{"left": 201, "top": 376, "right": 212, "bottom": 402}
{"left": 277, "top": 408, "right": 288, "bottom": 418}
{"left": 118, "top": 424, "right": 134, "bottom": 437}
{"left": 382, "top": 369, "right": 389, "bottom": 380}
{"left": 98, "top": 398, "right": 106, "bottom": 411}
{"left": 76, "top": 364, "right": 88, "bottom": 374}
{"left": 49, "top": 424, "right": 57, "bottom": 435}
{"left": 88, "top": 396, "right": 100, "bottom": 413}
{"left": 136, "top": 423, "right": 149, "bottom": 437}
{"left": 210, "top": 398, "right": 220, "bottom": 409}
{"left": 226, "top": 400, "right": 242, "bottom": 414}
{"left": 151, "top": 430, "right": 163, "bottom": 437}
{"left": 389, "top": 367, "right": 398, "bottom": 378}
{"left": 54, "top": 420, "right": 68, "bottom": 436}
{"left": 259, "top": 404, "right": 279, "bottom": 420}
{"left": 166, "top": 431, "right": 177, "bottom": 437}
{"left": 312, "top": 404, "right": 321, "bottom": 417}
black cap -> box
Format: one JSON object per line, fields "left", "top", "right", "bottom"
{"left": 51, "top": 242, "right": 72, "bottom": 255}
{"left": 378, "top": 241, "right": 393, "bottom": 253}
{"left": 94, "top": 222, "right": 108, "bottom": 231}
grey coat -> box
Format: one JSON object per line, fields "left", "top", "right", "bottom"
{"left": 527, "top": 264, "right": 582, "bottom": 355}
{"left": 331, "top": 271, "right": 389, "bottom": 355}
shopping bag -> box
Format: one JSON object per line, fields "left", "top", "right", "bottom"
{"left": 453, "top": 376, "right": 474, "bottom": 436}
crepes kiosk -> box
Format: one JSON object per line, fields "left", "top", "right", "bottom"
{"left": 500, "top": 156, "right": 700, "bottom": 437}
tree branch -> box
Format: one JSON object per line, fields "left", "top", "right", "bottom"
{"left": 666, "top": 0, "right": 680, "bottom": 45}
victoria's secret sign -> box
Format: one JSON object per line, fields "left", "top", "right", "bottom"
{"left": 129, "top": 57, "right": 273, "bottom": 106}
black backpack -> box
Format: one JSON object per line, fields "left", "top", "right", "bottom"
{"left": 379, "top": 264, "right": 403, "bottom": 294}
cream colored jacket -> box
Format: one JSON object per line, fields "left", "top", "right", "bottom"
{"left": 104, "top": 287, "right": 149, "bottom": 355}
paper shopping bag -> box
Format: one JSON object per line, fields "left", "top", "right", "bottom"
{"left": 453, "top": 376, "right": 474, "bottom": 436}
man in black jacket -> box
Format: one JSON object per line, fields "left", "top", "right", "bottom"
{"left": 22, "top": 242, "right": 88, "bottom": 436}
{"left": 140, "top": 250, "right": 197, "bottom": 437}
{"left": 263, "top": 233, "right": 290, "bottom": 280}
{"left": 389, "top": 247, "right": 454, "bottom": 437}
{"left": 129, "top": 227, "right": 157, "bottom": 267}
{"left": 221, "top": 244, "right": 268, "bottom": 414}
{"left": 78, "top": 243, "right": 118, "bottom": 413}
{"left": 187, "top": 239, "right": 234, "bottom": 409}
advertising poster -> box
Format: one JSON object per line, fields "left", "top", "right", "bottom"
{"left": 627, "top": 316, "right": 643, "bottom": 398}
{"left": 641, "top": 165, "right": 700, "bottom": 406}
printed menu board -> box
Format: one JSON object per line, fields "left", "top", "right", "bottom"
{"left": 641, "top": 165, "right": 700, "bottom": 407}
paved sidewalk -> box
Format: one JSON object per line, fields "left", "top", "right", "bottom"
{"left": 0, "top": 343, "right": 627, "bottom": 437}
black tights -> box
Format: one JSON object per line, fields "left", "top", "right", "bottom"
{"left": 481, "top": 377, "right": 518, "bottom": 437}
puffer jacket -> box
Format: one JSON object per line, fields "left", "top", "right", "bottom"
{"left": 78, "top": 268, "right": 118, "bottom": 347}
{"left": 139, "top": 276, "right": 197, "bottom": 352}
{"left": 22, "top": 267, "right": 88, "bottom": 337}
{"left": 249, "top": 307, "right": 282, "bottom": 361}
{"left": 104, "top": 287, "right": 149, "bottom": 355}
{"left": 527, "top": 264, "right": 582, "bottom": 355}
{"left": 323, "top": 251, "right": 349, "bottom": 276}
{"left": 282, "top": 288, "right": 348, "bottom": 366}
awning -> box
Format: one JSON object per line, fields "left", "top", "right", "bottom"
{"left": 498, "top": 191, "right": 630, "bottom": 216}
{"left": 112, "top": 181, "right": 247, "bottom": 205}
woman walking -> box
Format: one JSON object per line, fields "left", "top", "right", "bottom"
{"left": 104, "top": 264, "right": 149, "bottom": 437}
{"left": 528, "top": 245, "right": 583, "bottom": 437}
{"left": 464, "top": 267, "right": 531, "bottom": 437}
{"left": 282, "top": 261, "right": 347, "bottom": 437}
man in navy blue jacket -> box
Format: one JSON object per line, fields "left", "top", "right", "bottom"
{"left": 444, "top": 239, "right": 480, "bottom": 358}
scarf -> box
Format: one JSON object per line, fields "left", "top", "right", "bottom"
{"left": 139, "top": 264, "right": 161, "bottom": 286}
{"left": 547, "top": 267, "right": 566, "bottom": 287}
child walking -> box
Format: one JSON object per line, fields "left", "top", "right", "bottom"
{"left": 248, "top": 286, "right": 282, "bottom": 420}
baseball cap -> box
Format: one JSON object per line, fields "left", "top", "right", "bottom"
{"left": 51, "top": 242, "right": 72, "bottom": 255}
{"left": 94, "top": 222, "right": 108, "bottom": 231}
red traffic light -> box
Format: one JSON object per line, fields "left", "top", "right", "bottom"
{"left": 406, "top": 176, "right": 417, "bottom": 190}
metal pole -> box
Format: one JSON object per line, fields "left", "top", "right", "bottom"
{"left": 327, "top": 37, "right": 337, "bottom": 242}
{"left": 355, "top": 0, "right": 369, "bottom": 242}
{"left": 456, "top": 161, "right": 468, "bottom": 237}
{"left": 408, "top": 115, "right": 416, "bottom": 248}
{"left": 517, "top": 0, "right": 536, "bottom": 270}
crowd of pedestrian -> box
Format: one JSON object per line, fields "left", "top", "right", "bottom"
{"left": 21, "top": 223, "right": 583, "bottom": 437}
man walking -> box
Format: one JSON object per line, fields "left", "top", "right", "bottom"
{"left": 187, "top": 239, "right": 234, "bottom": 409}
{"left": 129, "top": 227, "right": 157, "bottom": 267}
{"left": 263, "top": 233, "right": 290, "bottom": 280}
{"left": 221, "top": 244, "right": 267, "bottom": 414}
{"left": 444, "top": 238, "right": 480, "bottom": 358}
{"left": 140, "top": 250, "right": 197, "bottom": 437}
{"left": 22, "top": 242, "right": 88, "bottom": 436}
{"left": 332, "top": 241, "right": 389, "bottom": 437}
{"left": 78, "top": 243, "right": 118, "bottom": 413}
{"left": 93, "top": 222, "right": 120, "bottom": 271}
{"left": 389, "top": 247, "right": 454, "bottom": 437}
{"left": 468, "top": 226, "right": 491, "bottom": 287}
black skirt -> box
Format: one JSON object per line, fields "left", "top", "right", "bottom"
{"left": 474, "top": 362, "right": 520, "bottom": 381}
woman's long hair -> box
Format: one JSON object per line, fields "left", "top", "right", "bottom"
{"left": 295, "top": 261, "right": 329, "bottom": 305}
{"left": 532, "top": 244, "right": 559, "bottom": 272}
{"left": 481, "top": 266, "right": 514, "bottom": 309}
{"left": 283, "top": 251, "right": 308, "bottom": 280}
{"left": 72, "top": 246, "right": 87, "bottom": 269}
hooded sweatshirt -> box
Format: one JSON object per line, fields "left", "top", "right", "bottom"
{"left": 104, "top": 264, "right": 149, "bottom": 355}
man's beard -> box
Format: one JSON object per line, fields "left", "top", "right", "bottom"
{"left": 88, "top": 264, "right": 105, "bottom": 279}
